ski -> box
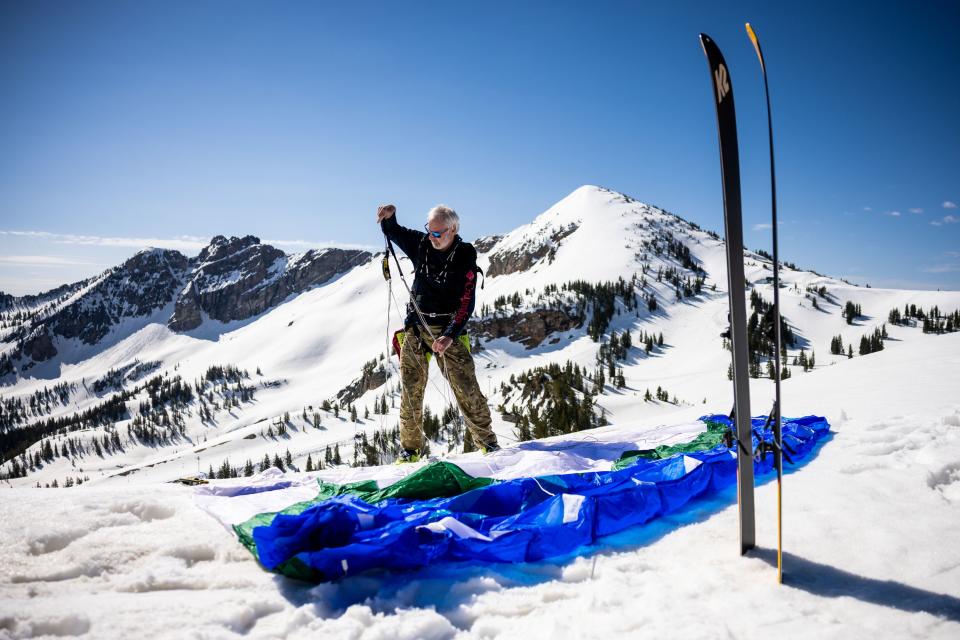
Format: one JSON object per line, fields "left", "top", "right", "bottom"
{"left": 699, "top": 33, "right": 756, "bottom": 555}
{"left": 746, "top": 22, "right": 785, "bottom": 583}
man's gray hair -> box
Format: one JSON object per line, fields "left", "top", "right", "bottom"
{"left": 427, "top": 205, "right": 460, "bottom": 233}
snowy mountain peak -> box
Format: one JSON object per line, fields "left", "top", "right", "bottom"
{"left": 481, "top": 185, "right": 683, "bottom": 280}
{"left": 131, "top": 246, "right": 180, "bottom": 259}
{"left": 196, "top": 234, "right": 266, "bottom": 266}
{"left": 123, "top": 247, "right": 190, "bottom": 273}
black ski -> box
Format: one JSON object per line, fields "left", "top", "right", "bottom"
{"left": 699, "top": 33, "right": 756, "bottom": 555}
{"left": 746, "top": 22, "right": 785, "bottom": 583}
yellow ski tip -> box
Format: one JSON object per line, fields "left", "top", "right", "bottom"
{"left": 744, "top": 22, "right": 765, "bottom": 70}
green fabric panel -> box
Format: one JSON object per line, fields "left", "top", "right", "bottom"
{"left": 612, "top": 420, "right": 725, "bottom": 470}
{"left": 364, "top": 460, "right": 493, "bottom": 502}
{"left": 233, "top": 462, "right": 493, "bottom": 563}
{"left": 274, "top": 556, "right": 322, "bottom": 582}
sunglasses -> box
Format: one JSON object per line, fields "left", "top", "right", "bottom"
{"left": 424, "top": 224, "right": 448, "bottom": 238}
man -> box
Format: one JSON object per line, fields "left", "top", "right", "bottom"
{"left": 377, "top": 203, "right": 500, "bottom": 461}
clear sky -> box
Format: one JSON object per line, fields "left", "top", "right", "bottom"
{"left": 1, "top": 0, "right": 958, "bottom": 295}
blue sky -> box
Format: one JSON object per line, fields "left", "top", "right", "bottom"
{"left": 1, "top": 0, "right": 958, "bottom": 295}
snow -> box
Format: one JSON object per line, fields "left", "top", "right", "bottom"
{"left": 2, "top": 185, "right": 960, "bottom": 638}
{"left": 2, "top": 332, "right": 959, "bottom": 638}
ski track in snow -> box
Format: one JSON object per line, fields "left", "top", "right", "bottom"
{"left": 2, "top": 186, "right": 960, "bottom": 638}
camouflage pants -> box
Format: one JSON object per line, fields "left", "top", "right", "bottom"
{"left": 398, "top": 325, "right": 496, "bottom": 452}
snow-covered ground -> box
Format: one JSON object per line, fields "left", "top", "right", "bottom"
{"left": 2, "top": 331, "right": 958, "bottom": 639}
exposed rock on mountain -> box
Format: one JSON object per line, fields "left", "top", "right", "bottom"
{"left": 336, "top": 360, "right": 389, "bottom": 405}
{"left": 473, "top": 235, "right": 503, "bottom": 254}
{"left": 470, "top": 309, "right": 583, "bottom": 348}
{"left": 13, "top": 249, "right": 190, "bottom": 361}
{"left": 2, "top": 237, "right": 371, "bottom": 366}
{"left": 23, "top": 330, "right": 56, "bottom": 361}
{"left": 485, "top": 222, "right": 579, "bottom": 277}
{"left": 55, "top": 249, "right": 191, "bottom": 345}
{"left": 169, "top": 236, "right": 370, "bottom": 331}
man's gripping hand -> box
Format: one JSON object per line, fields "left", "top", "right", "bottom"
{"left": 432, "top": 336, "right": 453, "bottom": 355}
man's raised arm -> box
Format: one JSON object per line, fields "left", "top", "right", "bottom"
{"left": 377, "top": 204, "right": 424, "bottom": 259}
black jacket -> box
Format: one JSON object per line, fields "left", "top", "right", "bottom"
{"left": 381, "top": 214, "right": 479, "bottom": 338}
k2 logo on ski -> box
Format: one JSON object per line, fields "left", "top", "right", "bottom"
{"left": 715, "top": 64, "right": 730, "bottom": 103}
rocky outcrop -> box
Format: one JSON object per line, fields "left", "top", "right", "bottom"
{"left": 485, "top": 223, "right": 579, "bottom": 277}
{"left": 24, "top": 329, "right": 56, "bottom": 361}
{"left": 469, "top": 308, "right": 583, "bottom": 349}
{"left": 336, "top": 361, "right": 388, "bottom": 405}
{"left": 169, "top": 236, "right": 370, "bottom": 331}
{"left": 45, "top": 249, "right": 190, "bottom": 347}
{"left": 473, "top": 235, "right": 503, "bottom": 254}
{"left": 169, "top": 236, "right": 282, "bottom": 331}
{"left": 5, "top": 236, "right": 371, "bottom": 364}
{"left": 285, "top": 247, "right": 370, "bottom": 292}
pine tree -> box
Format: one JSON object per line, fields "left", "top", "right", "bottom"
{"left": 844, "top": 301, "right": 858, "bottom": 325}
{"left": 305, "top": 454, "right": 314, "bottom": 472}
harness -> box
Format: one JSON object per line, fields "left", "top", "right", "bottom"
{"left": 415, "top": 235, "right": 484, "bottom": 291}
{"left": 407, "top": 236, "right": 484, "bottom": 321}
{"left": 416, "top": 236, "right": 460, "bottom": 284}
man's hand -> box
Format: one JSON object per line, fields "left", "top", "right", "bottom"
{"left": 432, "top": 336, "right": 453, "bottom": 355}
{"left": 377, "top": 204, "right": 396, "bottom": 223}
